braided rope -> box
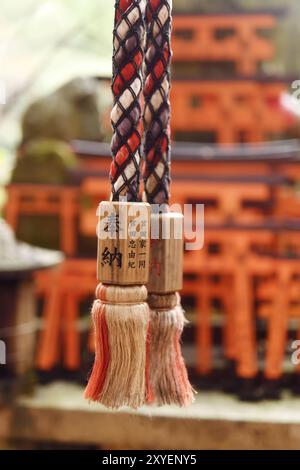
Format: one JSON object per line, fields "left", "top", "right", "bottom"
{"left": 110, "top": 0, "right": 146, "bottom": 202}
{"left": 143, "top": 0, "right": 172, "bottom": 205}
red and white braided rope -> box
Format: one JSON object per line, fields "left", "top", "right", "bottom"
{"left": 110, "top": 0, "right": 146, "bottom": 201}
{"left": 143, "top": 0, "right": 172, "bottom": 205}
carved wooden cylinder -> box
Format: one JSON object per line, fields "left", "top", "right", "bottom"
{"left": 148, "top": 212, "right": 183, "bottom": 294}
{"left": 97, "top": 201, "right": 151, "bottom": 286}
{"left": 148, "top": 292, "right": 178, "bottom": 310}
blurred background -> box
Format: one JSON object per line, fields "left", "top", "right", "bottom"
{"left": 2, "top": 0, "right": 300, "bottom": 450}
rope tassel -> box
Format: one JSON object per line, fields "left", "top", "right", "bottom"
{"left": 146, "top": 214, "right": 194, "bottom": 406}
{"left": 85, "top": 284, "right": 150, "bottom": 408}
{"left": 84, "top": 0, "right": 151, "bottom": 409}
{"left": 148, "top": 293, "right": 192, "bottom": 406}
{"left": 143, "top": 0, "right": 194, "bottom": 406}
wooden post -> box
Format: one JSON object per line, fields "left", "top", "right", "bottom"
{"left": 148, "top": 212, "right": 183, "bottom": 295}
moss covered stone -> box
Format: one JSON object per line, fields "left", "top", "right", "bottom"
{"left": 10, "top": 139, "right": 78, "bottom": 250}
{"left": 12, "top": 139, "right": 78, "bottom": 185}
{"left": 21, "top": 77, "right": 106, "bottom": 143}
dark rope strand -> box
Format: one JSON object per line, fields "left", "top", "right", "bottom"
{"left": 143, "top": 0, "right": 172, "bottom": 205}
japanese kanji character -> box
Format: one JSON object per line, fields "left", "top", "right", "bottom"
{"left": 101, "top": 246, "right": 122, "bottom": 268}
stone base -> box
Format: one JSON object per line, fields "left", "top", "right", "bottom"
{"left": 1, "top": 382, "right": 300, "bottom": 449}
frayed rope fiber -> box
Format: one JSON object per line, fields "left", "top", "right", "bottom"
{"left": 149, "top": 305, "right": 194, "bottom": 406}
{"left": 148, "top": 294, "right": 194, "bottom": 406}
{"left": 85, "top": 284, "right": 151, "bottom": 409}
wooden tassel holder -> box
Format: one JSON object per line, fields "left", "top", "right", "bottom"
{"left": 84, "top": 201, "right": 151, "bottom": 409}
{"left": 148, "top": 211, "right": 193, "bottom": 406}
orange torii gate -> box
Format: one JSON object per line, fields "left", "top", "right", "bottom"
{"left": 172, "top": 11, "right": 280, "bottom": 76}
{"left": 171, "top": 79, "right": 292, "bottom": 144}
{"left": 170, "top": 9, "right": 295, "bottom": 144}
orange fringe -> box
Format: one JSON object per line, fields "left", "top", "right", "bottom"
{"left": 84, "top": 300, "right": 110, "bottom": 401}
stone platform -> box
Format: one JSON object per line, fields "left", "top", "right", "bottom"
{"left": 1, "top": 382, "right": 300, "bottom": 449}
